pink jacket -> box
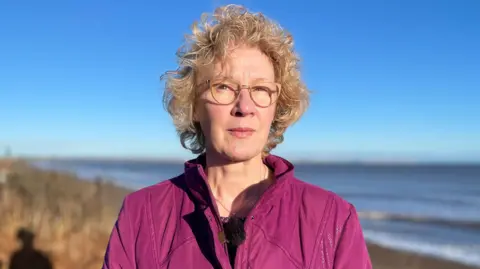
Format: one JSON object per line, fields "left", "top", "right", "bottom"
{"left": 102, "top": 154, "right": 372, "bottom": 269}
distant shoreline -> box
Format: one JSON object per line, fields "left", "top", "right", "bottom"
{"left": 17, "top": 156, "right": 480, "bottom": 166}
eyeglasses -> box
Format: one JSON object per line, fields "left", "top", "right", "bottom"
{"left": 200, "top": 78, "right": 281, "bottom": 108}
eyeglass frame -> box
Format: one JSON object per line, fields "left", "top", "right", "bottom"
{"left": 197, "top": 78, "right": 282, "bottom": 108}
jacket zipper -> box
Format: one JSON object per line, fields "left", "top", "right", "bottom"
{"left": 199, "top": 165, "right": 286, "bottom": 268}
{"left": 206, "top": 206, "right": 231, "bottom": 269}
{"left": 197, "top": 166, "right": 231, "bottom": 262}
{"left": 233, "top": 175, "right": 285, "bottom": 268}
{"left": 211, "top": 204, "right": 230, "bottom": 260}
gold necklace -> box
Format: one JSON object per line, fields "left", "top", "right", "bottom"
{"left": 214, "top": 164, "right": 268, "bottom": 217}
{"left": 216, "top": 165, "right": 269, "bottom": 244}
{"left": 215, "top": 197, "right": 231, "bottom": 215}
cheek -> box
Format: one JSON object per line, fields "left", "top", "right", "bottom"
{"left": 260, "top": 107, "right": 276, "bottom": 130}
{"left": 200, "top": 104, "right": 229, "bottom": 131}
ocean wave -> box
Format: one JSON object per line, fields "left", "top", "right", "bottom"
{"left": 364, "top": 230, "right": 480, "bottom": 267}
{"left": 340, "top": 191, "right": 476, "bottom": 206}
{"left": 358, "top": 211, "right": 480, "bottom": 230}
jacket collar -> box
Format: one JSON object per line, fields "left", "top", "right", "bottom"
{"left": 184, "top": 153, "right": 295, "bottom": 208}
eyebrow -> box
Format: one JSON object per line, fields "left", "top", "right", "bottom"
{"left": 211, "top": 75, "right": 272, "bottom": 83}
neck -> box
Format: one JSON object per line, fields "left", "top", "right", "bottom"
{"left": 205, "top": 153, "right": 268, "bottom": 203}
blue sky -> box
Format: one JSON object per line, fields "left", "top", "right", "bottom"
{"left": 1, "top": 0, "right": 479, "bottom": 162}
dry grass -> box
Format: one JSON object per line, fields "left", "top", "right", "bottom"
{"left": 0, "top": 160, "right": 131, "bottom": 269}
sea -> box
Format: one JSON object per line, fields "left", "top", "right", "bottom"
{"left": 30, "top": 159, "right": 480, "bottom": 267}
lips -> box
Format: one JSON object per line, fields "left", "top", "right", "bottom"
{"left": 227, "top": 127, "right": 255, "bottom": 138}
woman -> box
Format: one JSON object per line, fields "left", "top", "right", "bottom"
{"left": 102, "top": 5, "right": 372, "bottom": 269}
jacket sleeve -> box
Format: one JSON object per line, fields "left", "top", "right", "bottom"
{"left": 102, "top": 197, "right": 137, "bottom": 269}
{"left": 333, "top": 205, "right": 372, "bottom": 269}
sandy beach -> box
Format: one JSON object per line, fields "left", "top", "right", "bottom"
{"left": 0, "top": 159, "right": 478, "bottom": 269}
{"left": 367, "top": 243, "right": 477, "bottom": 269}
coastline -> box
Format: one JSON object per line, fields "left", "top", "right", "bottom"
{"left": 0, "top": 160, "right": 477, "bottom": 269}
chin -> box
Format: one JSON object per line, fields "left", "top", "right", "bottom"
{"left": 223, "top": 146, "right": 263, "bottom": 163}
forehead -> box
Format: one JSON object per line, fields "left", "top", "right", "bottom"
{"left": 196, "top": 47, "right": 275, "bottom": 83}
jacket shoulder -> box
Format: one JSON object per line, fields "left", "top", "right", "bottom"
{"left": 103, "top": 174, "right": 189, "bottom": 268}
{"left": 289, "top": 178, "right": 370, "bottom": 267}
{"left": 291, "top": 177, "right": 355, "bottom": 223}
{"left": 120, "top": 174, "right": 186, "bottom": 223}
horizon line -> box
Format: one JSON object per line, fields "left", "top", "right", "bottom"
{"left": 8, "top": 153, "right": 480, "bottom": 166}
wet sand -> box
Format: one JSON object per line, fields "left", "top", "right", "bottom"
{"left": 368, "top": 243, "right": 478, "bottom": 269}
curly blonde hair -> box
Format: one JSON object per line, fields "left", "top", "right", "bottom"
{"left": 161, "top": 5, "right": 310, "bottom": 155}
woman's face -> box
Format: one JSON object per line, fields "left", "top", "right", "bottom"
{"left": 195, "top": 46, "right": 277, "bottom": 162}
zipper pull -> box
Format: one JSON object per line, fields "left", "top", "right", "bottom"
{"left": 218, "top": 230, "right": 227, "bottom": 244}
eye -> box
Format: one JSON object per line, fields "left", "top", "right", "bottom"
{"left": 252, "top": 86, "right": 271, "bottom": 92}
{"left": 213, "top": 83, "right": 234, "bottom": 91}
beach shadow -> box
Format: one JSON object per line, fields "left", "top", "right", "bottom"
{"left": 8, "top": 228, "right": 53, "bottom": 269}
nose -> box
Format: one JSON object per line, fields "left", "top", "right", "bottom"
{"left": 231, "top": 89, "right": 256, "bottom": 117}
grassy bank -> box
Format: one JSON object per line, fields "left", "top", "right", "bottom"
{"left": 0, "top": 160, "right": 130, "bottom": 269}
{"left": 0, "top": 160, "right": 477, "bottom": 269}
